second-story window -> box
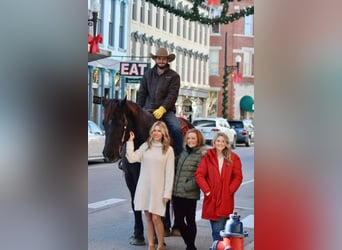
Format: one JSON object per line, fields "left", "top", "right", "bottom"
{"left": 211, "top": 24, "right": 220, "bottom": 34}
{"left": 188, "top": 22, "right": 192, "bottom": 41}
{"left": 140, "top": 0, "right": 145, "bottom": 23}
{"left": 243, "top": 50, "right": 254, "bottom": 76}
{"left": 169, "top": 14, "right": 173, "bottom": 33}
{"left": 244, "top": 14, "right": 254, "bottom": 36}
{"left": 132, "top": 0, "right": 137, "bottom": 20}
{"left": 183, "top": 19, "right": 187, "bottom": 39}
{"left": 199, "top": 24, "right": 203, "bottom": 44}
{"left": 194, "top": 23, "right": 198, "bottom": 43}
{"left": 163, "top": 9, "right": 167, "bottom": 31}
{"left": 119, "top": 2, "right": 126, "bottom": 49}
{"left": 209, "top": 50, "right": 219, "bottom": 76}
{"left": 147, "top": 3, "right": 152, "bottom": 26}
{"left": 96, "top": 0, "right": 104, "bottom": 40}
{"left": 156, "top": 8, "right": 160, "bottom": 29}
{"left": 177, "top": 16, "right": 181, "bottom": 36}
{"left": 108, "top": 0, "right": 116, "bottom": 47}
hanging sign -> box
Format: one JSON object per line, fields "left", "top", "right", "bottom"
{"left": 120, "top": 62, "right": 150, "bottom": 76}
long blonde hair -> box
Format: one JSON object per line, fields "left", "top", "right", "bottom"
{"left": 212, "top": 132, "right": 232, "bottom": 164}
{"left": 146, "top": 121, "right": 171, "bottom": 154}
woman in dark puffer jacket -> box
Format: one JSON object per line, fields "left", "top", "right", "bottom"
{"left": 172, "top": 128, "right": 207, "bottom": 250}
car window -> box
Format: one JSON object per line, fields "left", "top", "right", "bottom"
{"left": 229, "top": 121, "right": 243, "bottom": 128}
{"left": 88, "top": 121, "right": 104, "bottom": 135}
{"left": 193, "top": 120, "right": 216, "bottom": 127}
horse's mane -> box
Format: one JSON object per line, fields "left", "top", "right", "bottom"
{"left": 103, "top": 98, "right": 152, "bottom": 124}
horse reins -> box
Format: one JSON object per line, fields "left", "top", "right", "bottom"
{"left": 118, "top": 114, "right": 128, "bottom": 156}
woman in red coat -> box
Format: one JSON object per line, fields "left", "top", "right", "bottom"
{"left": 195, "top": 132, "right": 243, "bottom": 242}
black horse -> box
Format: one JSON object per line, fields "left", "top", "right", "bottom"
{"left": 98, "top": 96, "right": 193, "bottom": 245}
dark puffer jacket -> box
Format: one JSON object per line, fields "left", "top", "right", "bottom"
{"left": 138, "top": 64, "right": 180, "bottom": 113}
{"left": 172, "top": 145, "right": 206, "bottom": 200}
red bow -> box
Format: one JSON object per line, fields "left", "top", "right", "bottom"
{"left": 88, "top": 33, "right": 103, "bottom": 54}
{"left": 233, "top": 72, "right": 243, "bottom": 83}
{"left": 208, "top": 0, "right": 219, "bottom": 6}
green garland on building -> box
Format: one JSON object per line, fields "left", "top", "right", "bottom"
{"left": 145, "top": 0, "right": 254, "bottom": 25}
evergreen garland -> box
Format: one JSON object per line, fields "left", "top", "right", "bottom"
{"left": 145, "top": 0, "right": 254, "bottom": 25}
{"left": 222, "top": 66, "right": 228, "bottom": 118}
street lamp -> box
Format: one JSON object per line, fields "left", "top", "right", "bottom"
{"left": 88, "top": 0, "right": 101, "bottom": 38}
{"left": 226, "top": 55, "right": 241, "bottom": 74}
{"left": 222, "top": 32, "right": 242, "bottom": 119}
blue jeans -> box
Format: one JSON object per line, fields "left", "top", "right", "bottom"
{"left": 163, "top": 111, "right": 183, "bottom": 156}
{"left": 210, "top": 217, "right": 227, "bottom": 241}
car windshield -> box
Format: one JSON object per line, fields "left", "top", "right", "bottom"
{"left": 193, "top": 120, "right": 216, "bottom": 127}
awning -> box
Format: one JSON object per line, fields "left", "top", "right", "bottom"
{"left": 240, "top": 95, "right": 254, "bottom": 112}
{"left": 88, "top": 48, "right": 112, "bottom": 62}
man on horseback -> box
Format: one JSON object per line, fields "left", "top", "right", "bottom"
{"left": 138, "top": 47, "right": 183, "bottom": 237}
{"left": 138, "top": 47, "right": 183, "bottom": 157}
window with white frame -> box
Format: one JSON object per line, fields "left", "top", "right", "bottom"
{"left": 211, "top": 24, "right": 220, "bottom": 34}
{"left": 119, "top": 2, "right": 126, "bottom": 49}
{"left": 243, "top": 50, "right": 253, "bottom": 76}
{"left": 147, "top": 3, "right": 152, "bottom": 25}
{"left": 182, "top": 54, "right": 186, "bottom": 81}
{"left": 209, "top": 50, "right": 219, "bottom": 76}
{"left": 163, "top": 9, "right": 167, "bottom": 31}
{"left": 177, "top": 16, "right": 181, "bottom": 36}
{"left": 183, "top": 19, "right": 187, "bottom": 39}
{"left": 108, "top": 0, "right": 115, "bottom": 46}
{"left": 156, "top": 8, "right": 160, "bottom": 28}
{"left": 96, "top": 0, "right": 104, "bottom": 37}
{"left": 140, "top": 0, "right": 145, "bottom": 23}
{"left": 199, "top": 24, "right": 203, "bottom": 44}
{"left": 187, "top": 55, "right": 191, "bottom": 82}
{"left": 194, "top": 23, "right": 198, "bottom": 43}
{"left": 132, "top": 0, "right": 137, "bottom": 20}
{"left": 188, "top": 22, "right": 192, "bottom": 41}
{"left": 169, "top": 14, "right": 173, "bottom": 33}
{"left": 244, "top": 14, "right": 253, "bottom": 36}
{"left": 204, "top": 27, "right": 208, "bottom": 46}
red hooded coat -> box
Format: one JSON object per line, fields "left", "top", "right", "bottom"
{"left": 195, "top": 148, "right": 243, "bottom": 221}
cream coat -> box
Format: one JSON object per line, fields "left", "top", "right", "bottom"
{"left": 126, "top": 141, "right": 175, "bottom": 216}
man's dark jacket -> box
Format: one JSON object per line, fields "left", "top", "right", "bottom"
{"left": 138, "top": 64, "right": 180, "bottom": 113}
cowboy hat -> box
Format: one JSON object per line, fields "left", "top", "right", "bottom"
{"left": 150, "top": 47, "right": 176, "bottom": 62}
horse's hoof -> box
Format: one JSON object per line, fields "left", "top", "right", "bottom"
{"left": 129, "top": 236, "right": 146, "bottom": 246}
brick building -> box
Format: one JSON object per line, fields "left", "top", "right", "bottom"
{"left": 209, "top": 0, "right": 254, "bottom": 120}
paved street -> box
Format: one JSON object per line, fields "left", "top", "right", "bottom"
{"left": 88, "top": 146, "right": 254, "bottom": 250}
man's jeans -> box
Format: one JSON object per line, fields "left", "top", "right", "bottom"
{"left": 163, "top": 111, "right": 183, "bottom": 156}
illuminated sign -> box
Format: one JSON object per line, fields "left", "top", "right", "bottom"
{"left": 120, "top": 62, "right": 150, "bottom": 76}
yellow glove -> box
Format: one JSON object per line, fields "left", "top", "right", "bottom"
{"left": 153, "top": 106, "right": 167, "bottom": 119}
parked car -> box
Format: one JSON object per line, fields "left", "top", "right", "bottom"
{"left": 88, "top": 120, "right": 106, "bottom": 162}
{"left": 228, "top": 120, "right": 255, "bottom": 147}
{"left": 192, "top": 117, "right": 237, "bottom": 148}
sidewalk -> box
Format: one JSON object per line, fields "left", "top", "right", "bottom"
{"left": 245, "top": 241, "right": 254, "bottom": 250}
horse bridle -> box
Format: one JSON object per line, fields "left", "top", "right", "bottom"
{"left": 118, "top": 113, "right": 128, "bottom": 157}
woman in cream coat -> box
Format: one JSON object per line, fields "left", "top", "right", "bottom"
{"left": 126, "top": 121, "right": 174, "bottom": 250}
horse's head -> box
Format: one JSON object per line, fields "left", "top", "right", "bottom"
{"left": 101, "top": 97, "right": 130, "bottom": 162}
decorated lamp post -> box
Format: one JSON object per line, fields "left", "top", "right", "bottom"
{"left": 88, "top": 0, "right": 102, "bottom": 54}
{"left": 222, "top": 32, "right": 241, "bottom": 119}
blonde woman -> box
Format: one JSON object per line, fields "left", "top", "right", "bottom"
{"left": 195, "top": 132, "right": 243, "bottom": 242}
{"left": 126, "top": 121, "right": 175, "bottom": 250}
